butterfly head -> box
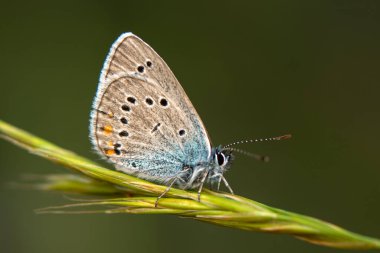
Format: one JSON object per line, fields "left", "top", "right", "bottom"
{"left": 179, "top": 146, "right": 233, "bottom": 190}
{"left": 212, "top": 146, "right": 233, "bottom": 171}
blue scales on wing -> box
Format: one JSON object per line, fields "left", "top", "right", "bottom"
{"left": 89, "top": 33, "right": 212, "bottom": 185}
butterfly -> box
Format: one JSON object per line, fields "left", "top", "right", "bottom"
{"left": 89, "top": 33, "right": 290, "bottom": 205}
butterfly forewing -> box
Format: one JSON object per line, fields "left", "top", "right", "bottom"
{"left": 90, "top": 33, "right": 211, "bottom": 183}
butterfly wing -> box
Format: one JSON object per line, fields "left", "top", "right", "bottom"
{"left": 89, "top": 33, "right": 211, "bottom": 184}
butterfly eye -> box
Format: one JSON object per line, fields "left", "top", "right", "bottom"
{"left": 216, "top": 153, "right": 226, "bottom": 166}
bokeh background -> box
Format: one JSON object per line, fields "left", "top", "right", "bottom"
{"left": 1, "top": 1, "right": 380, "bottom": 252}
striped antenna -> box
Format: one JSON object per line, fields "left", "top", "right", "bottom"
{"left": 223, "top": 134, "right": 292, "bottom": 148}
{"left": 223, "top": 147, "right": 270, "bottom": 162}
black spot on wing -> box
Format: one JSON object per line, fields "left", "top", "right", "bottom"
{"left": 151, "top": 123, "right": 161, "bottom": 133}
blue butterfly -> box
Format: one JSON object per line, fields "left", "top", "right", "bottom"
{"left": 89, "top": 33, "right": 290, "bottom": 205}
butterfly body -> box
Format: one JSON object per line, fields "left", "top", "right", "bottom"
{"left": 89, "top": 33, "right": 233, "bottom": 193}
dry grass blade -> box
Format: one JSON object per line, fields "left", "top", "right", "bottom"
{"left": 1, "top": 119, "right": 379, "bottom": 250}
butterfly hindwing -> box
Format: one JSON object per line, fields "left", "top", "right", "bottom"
{"left": 90, "top": 33, "right": 211, "bottom": 183}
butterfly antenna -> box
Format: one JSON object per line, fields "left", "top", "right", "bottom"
{"left": 223, "top": 134, "right": 292, "bottom": 148}
{"left": 224, "top": 147, "right": 270, "bottom": 162}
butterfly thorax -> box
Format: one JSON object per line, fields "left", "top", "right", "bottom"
{"left": 174, "top": 146, "right": 233, "bottom": 189}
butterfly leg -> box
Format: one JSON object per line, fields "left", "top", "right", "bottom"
{"left": 155, "top": 178, "right": 178, "bottom": 208}
{"left": 208, "top": 173, "right": 223, "bottom": 191}
{"left": 222, "top": 176, "right": 234, "bottom": 194}
{"left": 197, "top": 171, "right": 209, "bottom": 202}
{"left": 217, "top": 174, "right": 223, "bottom": 191}
{"left": 155, "top": 167, "right": 191, "bottom": 207}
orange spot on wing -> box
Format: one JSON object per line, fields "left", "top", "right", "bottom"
{"left": 103, "top": 125, "right": 113, "bottom": 135}
{"left": 108, "top": 111, "right": 114, "bottom": 118}
{"left": 105, "top": 149, "right": 115, "bottom": 156}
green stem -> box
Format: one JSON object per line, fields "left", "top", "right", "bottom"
{"left": 1, "top": 119, "right": 379, "bottom": 250}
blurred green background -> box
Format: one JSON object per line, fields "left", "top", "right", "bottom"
{"left": 1, "top": 1, "right": 379, "bottom": 252}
